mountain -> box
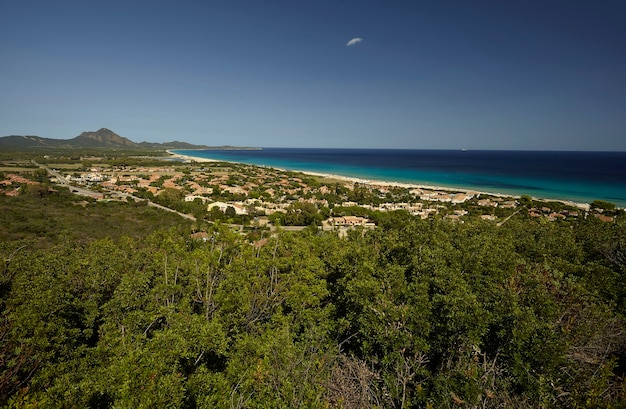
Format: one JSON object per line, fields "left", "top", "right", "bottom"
{"left": 69, "top": 128, "right": 139, "bottom": 148}
{"left": 0, "top": 128, "right": 211, "bottom": 150}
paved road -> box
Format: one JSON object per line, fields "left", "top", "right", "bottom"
{"left": 119, "top": 192, "right": 197, "bottom": 221}
{"left": 34, "top": 162, "right": 69, "bottom": 186}
{"left": 35, "top": 161, "right": 197, "bottom": 221}
{"left": 34, "top": 161, "right": 104, "bottom": 199}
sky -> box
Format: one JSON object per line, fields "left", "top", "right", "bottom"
{"left": 1, "top": 0, "right": 625, "bottom": 150}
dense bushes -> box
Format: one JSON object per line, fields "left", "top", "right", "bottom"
{"left": 1, "top": 202, "right": 625, "bottom": 407}
{"left": 0, "top": 191, "right": 191, "bottom": 248}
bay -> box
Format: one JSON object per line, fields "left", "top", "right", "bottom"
{"left": 172, "top": 148, "right": 626, "bottom": 208}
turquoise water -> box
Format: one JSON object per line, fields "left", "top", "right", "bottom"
{"left": 173, "top": 148, "right": 626, "bottom": 207}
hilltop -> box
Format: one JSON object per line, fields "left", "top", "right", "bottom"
{"left": 70, "top": 128, "right": 139, "bottom": 148}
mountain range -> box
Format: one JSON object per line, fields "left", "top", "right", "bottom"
{"left": 0, "top": 128, "right": 214, "bottom": 149}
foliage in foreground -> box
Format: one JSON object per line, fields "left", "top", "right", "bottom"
{"left": 1, "top": 209, "right": 626, "bottom": 408}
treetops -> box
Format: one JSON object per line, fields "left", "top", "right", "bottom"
{"left": 1, "top": 211, "right": 625, "bottom": 407}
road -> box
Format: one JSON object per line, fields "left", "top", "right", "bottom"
{"left": 35, "top": 161, "right": 197, "bottom": 221}
{"left": 34, "top": 161, "right": 104, "bottom": 199}
{"left": 118, "top": 192, "right": 197, "bottom": 221}
{"left": 497, "top": 208, "right": 522, "bottom": 227}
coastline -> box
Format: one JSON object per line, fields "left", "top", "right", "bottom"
{"left": 168, "top": 150, "right": 592, "bottom": 211}
{"left": 166, "top": 150, "right": 218, "bottom": 163}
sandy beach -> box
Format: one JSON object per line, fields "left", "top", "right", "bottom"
{"left": 166, "top": 150, "right": 218, "bottom": 163}
{"left": 169, "top": 150, "right": 592, "bottom": 210}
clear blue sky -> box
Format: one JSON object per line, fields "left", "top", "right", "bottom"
{"left": 1, "top": 0, "right": 625, "bottom": 150}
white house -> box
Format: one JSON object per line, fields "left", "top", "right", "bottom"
{"left": 207, "top": 201, "right": 247, "bottom": 215}
{"left": 185, "top": 195, "right": 209, "bottom": 204}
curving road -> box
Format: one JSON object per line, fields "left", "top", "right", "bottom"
{"left": 34, "top": 161, "right": 197, "bottom": 221}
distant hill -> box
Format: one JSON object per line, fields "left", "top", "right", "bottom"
{"left": 138, "top": 140, "right": 217, "bottom": 150}
{"left": 69, "top": 128, "right": 139, "bottom": 148}
{"left": 0, "top": 135, "right": 67, "bottom": 148}
{"left": 0, "top": 128, "right": 214, "bottom": 150}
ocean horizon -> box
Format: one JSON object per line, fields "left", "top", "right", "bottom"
{"left": 172, "top": 148, "right": 626, "bottom": 208}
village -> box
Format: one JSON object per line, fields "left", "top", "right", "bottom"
{"left": 0, "top": 157, "right": 618, "bottom": 235}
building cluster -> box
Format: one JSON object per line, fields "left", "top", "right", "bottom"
{"left": 528, "top": 206, "right": 580, "bottom": 221}
{"left": 1, "top": 160, "right": 618, "bottom": 227}
{"left": 0, "top": 173, "right": 39, "bottom": 196}
{"left": 63, "top": 164, "right": 525, "bottom": 224}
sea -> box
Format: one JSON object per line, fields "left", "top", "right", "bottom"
{"left": 172, "top": 148, "right": 626, "bottom": 208}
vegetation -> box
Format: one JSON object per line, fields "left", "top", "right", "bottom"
{"left": 1, "top": 191, "right": 625, "bottom": 408}
{"left": 1, "top": 150, "right": 625, "bottom": 407}
{"left": 0, "top": 187, "right": 192, "bottom": 249}
{"left": 591, "top": 200, "right": 617, "bottom": 212}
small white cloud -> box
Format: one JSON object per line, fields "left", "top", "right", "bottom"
{"left": 346, "top": 37, "right": 363, "bottom": 47}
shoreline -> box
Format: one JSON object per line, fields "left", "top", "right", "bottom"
{"left": 166, "top": 150, "right": 219, "bottom": 163}
{"left": 168, "top": 150, "right": 592, "bottom": 211}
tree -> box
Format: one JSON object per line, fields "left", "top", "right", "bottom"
{"left": 519, "top": 195, "right": 533, "bottom": 208}
{"left": 591, "top": 200, "right": 616, "bottom": 211}
{"left": 282, "top": 202, "right": 322, "bottom": 226}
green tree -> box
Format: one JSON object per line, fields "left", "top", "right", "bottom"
{"left": 591, "top": 200, "right": 616, "bottom": 211}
